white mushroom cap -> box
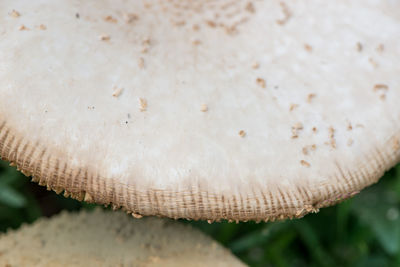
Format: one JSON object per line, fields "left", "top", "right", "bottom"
{"left": 0, "top": 0, "right": 399, "bottom": 221}
{"left": 0, "top": 209, "right": 244, "bottom": 266}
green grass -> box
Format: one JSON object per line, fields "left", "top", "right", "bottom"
{"left": 1, "top": 160, "right": 399, "bottom": 266}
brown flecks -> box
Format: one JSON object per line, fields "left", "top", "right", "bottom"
{"left": 304, "top": 44, "right": 313, "bottom": 52}
{"left": 252, "top": 62, "right": 260, "bottom": 69}
{"left": 192, "top": 39, "right": 202, "bottom": 46}
{"left": 224, "top": 25, "right": 238, "bottom": 35}
{"left": 19, "top": 25, "right": 29, "bottom": 31}
{"left": 347, "top": 138, "right": 354, "bottom": 147}
{"left": 139, "top": 98, "right": 147, "bottom": 112}
{"left": 192, "top": 24, "right": 200, "bottom": 31}
{"left": 200, "top": 104, "right": 208, "bottom": 112}
{"left": 104, "top": 15, "right": 117, "bottom": 23}
{"left": 312, "top": 127, "right": 317, "bottom": 133}
{"left": 374, "top": 84, "right": 389, "bottom": 100}
{"left": 302, "top": 144, "right": 317, "bottom": 155}
{"left": 376, "top": 44, "right": 384, "bottom": 53}
{"left": 368, "top": 57, "right": 378, "bottom": 67}
{"left": 239, "top": 130, "right": 246, "bottom": 137}
{"left": 374, "top": 84, "right": 389, "bottom": 91}
{"left": 256, "top": 78, "right": 266, "bottom": 88}
{"left": 99, "top": 34, "right": 110, "bottom": 41}
{"left": 206, "top": 20, "right": 217, "bottom": 28}
{"left": 300, "top": 160, "right": 310, "bottom": 167}
{"left": 10, "top": 10, "right": 21, "bottom": 17}
{"left": 393, "top": 138, "right": 400, "bottom": 151}
{"left": 356, "top": 42, "right": 363, "bottom": 52}
{"left": 38, "top": 24, "right": 47, "bottom": 30}
{"left": 123, "top": 13, "right": 139, "bottom": 23}
{"left": 138, "top": 57, "right": 145, "bottom": 69}
{"left": 289, "top": 103, "right": 298, "bottom": 111}
{"left": 276, "top": 2, "right": 291, "bottom": 25}
{"left": 112, "top": 87, "right": 123, "bottom": 98}
{"left": 329, "top": 127, "right": 336, "bottom": 149}
{"left": 245, "top": 2, "right": 255, "bottom": 13}
{"left": 87, "top": 106, "right": 95, "bottom": 110}
{"left": 141, "top": 37, "right": 151, "bottom": 53}
{"left": 291, "top": 122, "right": 303, "bottom": 139}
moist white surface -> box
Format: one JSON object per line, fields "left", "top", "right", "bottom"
{"left": 0, "top": 0, "right": 399, "bottom": 220}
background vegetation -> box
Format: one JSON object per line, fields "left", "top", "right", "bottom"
{"left": 0, "top": 160, "right": 399, "bottom": 266}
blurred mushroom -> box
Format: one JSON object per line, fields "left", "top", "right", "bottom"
{"left": 0, "top": 209, "right": 244, "bottom": 266}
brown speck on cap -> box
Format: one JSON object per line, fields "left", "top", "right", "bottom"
{"left": 38, "top": 24, "right": 47, "bottom": 30}
{"left": 374, "top": 84, "right": 389, "bottom": 91}
{"left": 173, "top": 20, "right": 186, "bottom": 27}
{"left": 312, "top": 127, "right": 317, "bottom": 133}
{"left": 276, "top": 2, "right": 291, "bottom": 25}
{"left": 369, "top": 57, "right": 379, "bottom": 67}
{"left": 304, "top": 44, "right": 313, "bottom": 52}
{"left": 291, "top": 122, "right": 303, "bottom": 139}
{"left": 112, "top": 87, "right": 123, "bottom": 98}
{"left": 347, "top": 138, "right": 354, "bottom": 147}
{"left": 192, "top": 24, "right": 200, "bottom": 31}
{"left": 252, "top": 62, "right": 260, "bottom": 69}
{"left": 329, "top": 127, "right": 336, "bottom": 149}
{"left": 347, "top": 122, "right": 353, "bottom": 131}
{"left": 138, "top": 57, "right": 145, "bottom": 69}
{"left": 302, "top": 144, "right": 317, "bottom": 155}
{"left": 139, "top": 98, "right": 147, "bottom": 112}
{"left": 307, "top": 93, "right": 316, "bottom": 103}
{"left": 99, "top": 34, "right": 110, "bottom": 41}
{"left": 10, "top": 10, "right": 21, "bottom": 17}
{"left": 245, "top": 2, "right": 255, "bottom": 13}
{"left": 256, "top": 78, "right": 266, "bottom": 88}
{"left": 192, "top": 39, "right": 201, "bottom": 46}
{"left": 200, "top": 104, "right": 208, "bottom": 112}
{"left": 206, "top": 20, "right": 217, "bottom": 28}
{"left": 142, "top": 37, "right": 151, "bottom": 46}
{"left": 104, "top": 15, "right": 117, "bottom": 23}
{"left": 289, "top": 103, "right": 298, "bottom": 111}
{"left": 311, "top": 144, "right": 317, "bottom": 150}
{"left": 376, "top": 44, "right": 384, "bottom": 53}
{"left": 123, "top": 13, "right": 139, "bottom": 23}
{"left": 300, "top": 160, "right": 310, "bottom": 167}
{"left": 19, "top": 25, "right": 29, "bottom": 31}
{"left": 356, "top": 42, "right": 363, "bottom": 52}
{"left": 239, "top": 130, "right": 246, "bottom": 137}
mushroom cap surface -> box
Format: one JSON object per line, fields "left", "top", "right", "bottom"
{"left": 0, "top": 209, "right": 244, "bottom": 266}
{"left": 0, "top": 0, "right": 399, "bottom": 221}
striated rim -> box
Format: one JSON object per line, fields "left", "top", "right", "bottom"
{"left": 1, "top": 118, "right": 399, "bottom": 222}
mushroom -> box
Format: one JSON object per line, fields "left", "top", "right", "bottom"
{"left": 0, "top": 0, "right": 399, "bottom": 222}
{"left": 0, "top": 209, "right": 244, "bottom": 266}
